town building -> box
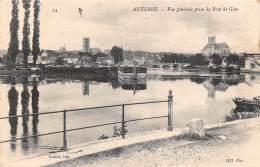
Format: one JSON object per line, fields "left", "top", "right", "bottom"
{"left": 78, "top": 55, "right": 92, "bottom": 67}
{"left": 201, "top": 36, "right": 230, "bottom": 57}
{"left": 40, "top": 49, "right": 79, "bottom": 65}
{"left": 97, "top": 56, "right": 114, "bottom": 66}
{"left": 123, "top": 50, "right": 161, "bottom": 65}
{"left": 0, "top": 50, "right": 7, "bottom": 58}
{"left": 89, "top": 48, "right": 101, "bottom": 55}
{"left": 28, "top": 53, "right": 44, "bottom": 65}
{"left": 83, "top": 37, "right": 90, "bottom": 52}
{"left": 103, "top": 49, "right": 111, "bottom": 55}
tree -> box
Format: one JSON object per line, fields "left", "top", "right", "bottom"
{"left": 8, "top": 0, "right": 20, "bottom": 68}
{"left": 209, "top": 53, "right": 222, "bottom": 65}
{"left": 110, "top": 46, "right": 123, "bottom": 64}
{"left": 227, "top": 53, "right": 239, "bottom": 65}
{"left": 160, "top": 53, "right": 176, "bottom": 63}
{"left": 97, "top": 52, "right": 108, "bottom": 57}
{"left": 55, "top": 57, "right": 65, "bottom": 65}
{"left": 22, "top": 0, "right": 32, "bottom": 66}
{"left": 190, "top": 53, "right": 208, "bottom": 65}
{"left": 160, "top": 53, "right": 190, "bottom": 64}
{"left": 91, "top": 54, "right": 98, "bottom": 63}
{"left": 32, "top": 0, "right": 40, "bottom": 66}
{"left": 239, "top": 55, "right": 245, "bottom": 68}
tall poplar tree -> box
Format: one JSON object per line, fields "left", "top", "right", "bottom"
{"left": 8, "top": 0, "right": 19, "bottom": 68}
{"left": 32, "top": 0, "right": 40, "bottom": 66}
{"left": 22, "top": 0, "right": 31, "bottom": 66}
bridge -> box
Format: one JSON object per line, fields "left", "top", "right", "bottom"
{"left": 243, "top": 53, "right": 260, "bottom": 73}
{"left": 147, "top": 63, "right": 190, "bottom": 69}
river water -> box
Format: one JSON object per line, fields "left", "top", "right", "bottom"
{"left": 0, "top": 69, "right": 260, "bottom": 163}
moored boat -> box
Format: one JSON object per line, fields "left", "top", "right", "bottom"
{"left": 233, "top": 97, "right": 260, "bottom": 112}
{"left": 253, "top": 96, "right": 260, "bottom": 102}
{"left": 118, "top": 65, "right": 147, "bottom": 81}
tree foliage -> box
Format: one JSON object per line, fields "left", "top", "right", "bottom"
{"left": 55, "top": 57, "right": 65, "bottom": 65}
{"left": 111, "top": 46, "right": 123, "bottom": 64}
{"left": 190, "top": 53, "right": 209, "bottom": 65}
{"left": 209, "top": 53, "right": 222, "bottom": 65}
{"left": 8, "top": 0, "right": 20, "bottom": 68}
{"left": 91, "top": 54, "right": 98, "bottom": 63}
{"left": 22, "top": 0, "right": 32, "bottom": 66}
{"left": 32, "top": 0, "right": 40, "bottom": 66}
{"left": 226, "top": 53, "right": 239, "bottom": 64}
{"left": 161, "top": 53, "right": 209, "bottom": 65}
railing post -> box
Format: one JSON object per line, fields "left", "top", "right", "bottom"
{"left": 167, "top": 90, "right": 173, "bottom": 131}
{"left": 63, "top": 110, "right": 68, "bottom": 151}
{"left": 122, "top": 104, "right": 125, "bottom": 139}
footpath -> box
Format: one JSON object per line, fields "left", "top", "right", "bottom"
{"left": 2, "top": 118, "right": 260, "bottom": 167}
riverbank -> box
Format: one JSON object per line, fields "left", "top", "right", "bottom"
{"left": 0, "top": 66, "right": 118, "bottom": 76}
{"left": 55, "top": 118, "right": 260, "bottom": 167}
{"left": 3, "top": 118, "right": 260, "bottom": 167}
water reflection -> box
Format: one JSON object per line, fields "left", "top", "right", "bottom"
{"left": 202, "top": 75, "right": 245, "bottom": 98}
{"left": 21, "top": 78, "right": 30, "bottom": 151}
{"left": 110, "top": 79, "right": 121, "bottom": 89}
{"left": 1, "top": 72, "right": 259, "bottom": 161}
{"left": 121, "top": 83, "right": 147, "bottom": 95}
{"left": 148, "top": 73, "right": 245, "bottom": 98}
{"left": 119, "top": 78, "right": 147, "bottom": 95}
{"left": 31, "top": 79, "right": 39, "bottom": 144}
{"left": 189, "top": 77, "right": 207, "bottom": 84}
{"left": 8, "top": 78, "right": 18, "bottom": 151}
{"left": 82, "top": 80, "right": 90, "bottom": 96}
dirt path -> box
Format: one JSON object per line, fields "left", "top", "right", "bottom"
{"left": 50, "top": 118, "right": 260, "bottom": 167}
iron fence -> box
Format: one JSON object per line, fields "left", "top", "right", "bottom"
{"left": 0, "top": 90, "right": 173, "bottom": 151}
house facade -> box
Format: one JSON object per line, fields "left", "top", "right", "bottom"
{"left": 97, "top": 56, "right": 114, "bottom": 66}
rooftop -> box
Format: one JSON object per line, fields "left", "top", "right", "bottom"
{"left": 202, "top": 43, "right": 229, "bottom": 51}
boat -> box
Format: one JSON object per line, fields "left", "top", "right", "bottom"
{"left": 118, "top": 65, "right": 147, "bottom": 81}
{"left": 233, "top": 97, "right": 260, "bottom": 112}
{"left": 253, "top": 96, "right": 260, "bottom": 102}
{"left": 118, "top": 65, "right": 147, "bottom": 95}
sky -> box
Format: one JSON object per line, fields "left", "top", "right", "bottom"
{"left": 0, "top": 0, "right": 259, "bottom": 53}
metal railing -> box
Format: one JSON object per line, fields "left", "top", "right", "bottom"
{"left": 0, "top": 90, "right": 173, "bottom": 151}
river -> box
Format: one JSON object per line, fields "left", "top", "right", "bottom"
{"left": 0, "top": 69, "right": 260, "bottom": 163}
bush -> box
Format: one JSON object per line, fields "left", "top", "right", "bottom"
{"left": 98, "top": 134, "right": 110, "bottom": 140}
{"left": 97, "top": 124, "right": 128, "bottom": 140}
{"left": 113, "top": 125, "right": 128, "bottom": 137}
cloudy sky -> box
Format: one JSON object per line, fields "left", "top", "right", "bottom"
{"left": 0, "top": 0, "right": 259, "bottom": 53}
